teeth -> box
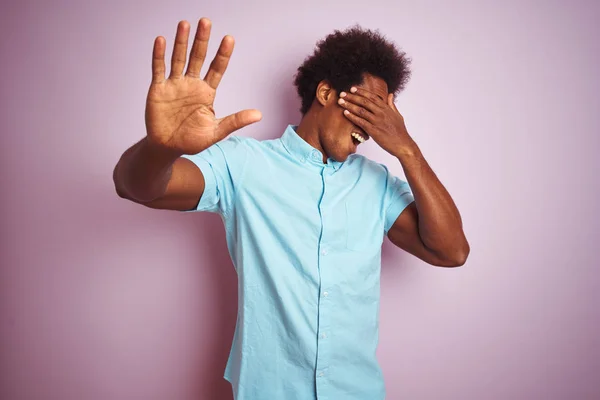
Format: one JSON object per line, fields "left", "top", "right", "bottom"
{"left": 351, "top": 132, "right": 365, "bottom": 143}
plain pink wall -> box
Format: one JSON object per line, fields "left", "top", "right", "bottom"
{"left": 1, "top": 1, "right": 599, "bottom": 399}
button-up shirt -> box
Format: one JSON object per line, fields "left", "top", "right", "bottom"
{"left": 181, "top": 125, "right": 414, "bottom": 400}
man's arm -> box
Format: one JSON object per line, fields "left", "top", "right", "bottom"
{"left": 113, "top": 18, "right": 260, "bottom": 210}
{"left": 113, "top": 137, "right": 205, "bottom": 210}
{"left": 338, "top": 87, "right": 470, "bottom": 267}
{"left": 386, "top": 144, "right": 469, "bottom": 267}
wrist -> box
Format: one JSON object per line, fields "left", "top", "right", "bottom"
{"left": 144, "top": 136, "right": 185, "bottom": 161}
{"left": 393, "top": 140, "right": 421, "bottom": 161}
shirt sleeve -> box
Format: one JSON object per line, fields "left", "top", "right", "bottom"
{"left": 180, "top": 135, "right": 248, "bottom": 215}
{"left": 382, "top": 166, "right": 415, "bottom": 235}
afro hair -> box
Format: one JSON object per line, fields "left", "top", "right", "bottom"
{"left": 294, "top": 25, "right": 412, "bottom": 115}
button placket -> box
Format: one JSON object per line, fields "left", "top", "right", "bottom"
{"left": 316, "top": 164, "right": 332, "bottom": 389}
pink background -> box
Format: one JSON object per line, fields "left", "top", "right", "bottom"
{"left": 1, "top": 1, "right": 599, "bottom": 399}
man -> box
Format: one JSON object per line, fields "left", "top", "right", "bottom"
{"left": 113, "top": 17, "right": 469, "bottom": 400}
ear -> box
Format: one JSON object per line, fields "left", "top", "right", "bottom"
{"left": 315, "top": 80, "right": 335, "bottom": 107}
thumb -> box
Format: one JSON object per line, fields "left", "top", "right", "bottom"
{"left": 216, "top": 109, "right": 262, "bottom": 139}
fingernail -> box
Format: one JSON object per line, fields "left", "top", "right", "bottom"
{"left": 350, "top": 87, "right": 357, "bottom": 93}
{"left": 340, "top": 92, "right": 347, "bottom": 98}
{"left": 338, "top": 98, "right": 345, "bottom": 104}
{"left": 344, "top": 109, "right": 350, "bottom": 115}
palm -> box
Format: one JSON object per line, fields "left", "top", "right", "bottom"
{"left": 146, "top": 79, "right": 219, "bottom": 154}
{"left": 145, "top": 19, "right": 261, "bottom": 155}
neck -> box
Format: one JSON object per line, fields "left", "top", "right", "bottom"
{"left": 295, "top": 110, "right": 327, "bottom": 163}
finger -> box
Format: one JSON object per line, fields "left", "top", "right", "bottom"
{"left": 216, "top": 109, "right": 262, "bottom": 138}
{"left": 204, "top": 35, "right": 234, "bottom": 89}
{"left": 169, "top": 20, "right": 190, "bottom": 78}
{"left": 349, "top": 86, "right": 385, "bottom": 108}
{"left": 340, "top": 91, "right": 381, "bottom": 115}
{"left": 151, "top": 36, "right": 166, "bottom": 84}
{"left": 185, "top": 18, "right": 211, "bottom": 78}
{"left": 388, "top": 93, "right": 399, "bottom": 112}
{"left": 338, "top": 97, "right": 376, "bottom": 123}
{"left": 342, "top": 109, "right": 374, "bottom": 133}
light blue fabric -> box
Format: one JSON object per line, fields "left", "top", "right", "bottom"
{"left": 181, "top": 125, "right": 414, "bottom": 400}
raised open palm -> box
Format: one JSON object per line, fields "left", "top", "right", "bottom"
{"left": 145, "top": 18, "right": 261, "bottom": 155}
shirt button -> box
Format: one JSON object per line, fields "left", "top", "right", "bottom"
{"left": 321, "top": 333, "right": 327, "bottom": 339}
{"left": 318, "top": 371, "right": 325, "bottom": 377}
{"left": 323, "top": 291, "right": 329, "bottom": 297}
{"left": 321, "top": 249, "right": 328, "bottom": 256}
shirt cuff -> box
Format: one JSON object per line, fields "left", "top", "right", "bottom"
{"left": 180, "top": 154, "right": 218, "bottom": 212}
{"left": 384, "top": 193, "right": 415, "bottom": 235}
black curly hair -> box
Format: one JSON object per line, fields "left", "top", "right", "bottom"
{"left": 294, "top": 25, "right": 412, "bottom": 115}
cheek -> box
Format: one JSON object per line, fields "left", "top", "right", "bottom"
{"left": 323, "top": 103, "right": 351, "bottom": 125}
{"left": 319, "top": 106, "right": 354, "bottom": 145}
{"left": 332, "top": 113, "right": 355, "bottom": 135}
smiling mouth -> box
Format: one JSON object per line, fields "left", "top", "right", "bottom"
{"left": 350, "top": 128, "right": 369, "bottom": 145}
{"left": 351, "top": 132, "right": 365, "bottom": 144}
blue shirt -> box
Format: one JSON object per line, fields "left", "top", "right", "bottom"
{"left": 181, "top": 125, "right": 414, "bottom": 400}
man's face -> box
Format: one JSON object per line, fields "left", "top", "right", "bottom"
{"left": 317, "top": 73, "right": 389, "bottom": 162}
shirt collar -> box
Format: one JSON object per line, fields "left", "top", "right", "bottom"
{"left": 280, "top": 125, "right": 343, "bottom": 170}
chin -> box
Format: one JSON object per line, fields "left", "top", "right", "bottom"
{"left": 335, "top": 154, "right": 350, "bottom": 162}
{"left": 324, "top": 137, "right": 356, "bottom": 163}
{"left": 329, "top": 149, "right": 351, "bottom": 163}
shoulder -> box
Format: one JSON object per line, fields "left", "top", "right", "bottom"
{"left": 219, "top": 135, "right": 288, "bottom": 162}
{"left": 346, "top": 154, "right": 409, "bottom": 198}
{"left": 345, "top": 153, "right": 389, "bottom": 180}
{"left": 211, "top": 135, "right": 263, "bottom": 162}
{"left": 215, "top": 135, "right": 253, "bottom": 150}
{"left": 212, "top": 135, "right": 281, "bottom": 174}
{"left": 216, "top": 135, "right": 270, "bottom": 153}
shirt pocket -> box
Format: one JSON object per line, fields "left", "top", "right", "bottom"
{"left": 344, "top": 200, "right": 369, "bottom": 251}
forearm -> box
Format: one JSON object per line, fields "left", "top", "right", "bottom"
{"left": 334, "top": 86, "right": 469, "bottom": 263}
{"left": 394, "top": 140, "right": 469, "bottom": 262}
{"left": 113, "top": 137, "right": 181, "bottom": 203}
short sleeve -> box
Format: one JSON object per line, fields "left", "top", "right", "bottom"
{"left": 180, "top": 135, "right": 248, "bottom": 215}
{"left": 383, "top": 166, "right": 415, "bottom": 235}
